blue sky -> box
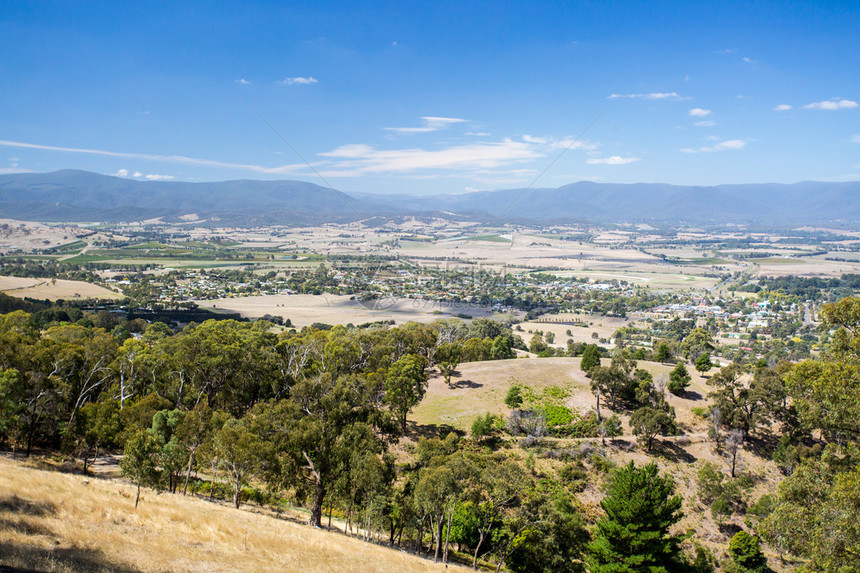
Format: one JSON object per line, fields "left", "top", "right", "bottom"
{"left": 1, "top": 1, "right": 859, "bottom": 194}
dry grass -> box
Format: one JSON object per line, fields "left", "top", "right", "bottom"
{"left": 413, "top": 356, "right": 711, "bottom": 432}
{"left": 0, "top": 276, "right": 124, "bottom": 301}
{"left": 198, "top": 293, "right": 505, "bottom": 328}
{"left": 0, "top": 458, "right": 466, "bottom": 573}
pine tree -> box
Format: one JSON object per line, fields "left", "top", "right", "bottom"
{"left": 588, "top": 461, "right": 687, "bottom": 572}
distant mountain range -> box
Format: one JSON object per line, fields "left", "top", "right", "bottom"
{"left": 1, "top": 169, "right": 858, "bottom": 226}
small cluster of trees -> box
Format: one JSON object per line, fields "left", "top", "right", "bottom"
{"left": 582, "top": 349, "right": 678, "bottom": 452}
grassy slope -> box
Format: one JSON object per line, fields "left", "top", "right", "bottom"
{"left": 0, "top": 458, "right": 466, "bottom": 573}
{"left": 412, "top": 356, "right": 792, "bottom": 569}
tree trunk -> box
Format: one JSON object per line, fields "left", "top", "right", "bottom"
{"left": 434, "top": 515, "right": 443, "bottom": 563}
{"left": 473, "top": 530, "right": 487, "bottom": 569}
{"left": 234, "top": 476, "right": 241, "bottom": 509}
{"left": 209, "top": 467, "right": 216, "bottom": 501}
{"left": 416, "top": 516, "right": 424, "bottom": 553}
{"left": 183, "top": 451, "right": 195, "bottom": 495}
{"left": 443, "top": 500, "right": 456, "bottom": 565}
{"left": 309, "top": 482, "right": 325, "bottom": 527}
{"left": 25, "top": 421, "right": 35, "bottom": 458}
{"left": 134, "top": 483, "right": 141, "bottom": 509}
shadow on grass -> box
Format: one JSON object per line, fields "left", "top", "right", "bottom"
{"left": 652, "top": 440, "right": 697, "bottom": 463}
{"left": 407, "top": 422, "right": 461, "bottom": 439}
{"left": 450, "top": 378, "right": 483, "bottom": 389}
{"left": 0, "top": 542, "right": 143, "bottom": 573}
{"left": 683, "top": 390, "right": 704, "bottom": 401}
{"left": 746, "top": 432, "right": 780, "bottom": 460}
{"left": 0, "top": 495, "right": 56, "bottom": 517}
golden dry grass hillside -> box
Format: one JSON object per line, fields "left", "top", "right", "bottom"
{"left": 0, "top": 458, "right": 467, "bottom": 573}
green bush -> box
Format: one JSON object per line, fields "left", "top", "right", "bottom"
{"left": 727, "top": 530, "right": 768, "bottom": 572}
{"left": 542, "top": 404, "right": 574, "bottom": 427}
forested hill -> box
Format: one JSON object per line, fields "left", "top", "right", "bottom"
{"left": 1, "top": 169, "right": 859, "bottom": 225}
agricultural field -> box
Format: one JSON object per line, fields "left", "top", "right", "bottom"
{"left": 0, "top": 275, "right": 124, "bottom": 300}
{"left": 196, "top": 293, "right": 507, "bottom": 327}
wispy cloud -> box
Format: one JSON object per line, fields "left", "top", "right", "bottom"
{"left": 278, "top": 76, "right": 318, "bottom": 85}
{"left": 465, "top": 131, "right": 490, "bottom": 137}
{"left": 852, "top": 135, "right": 860, "bottom": 143}
{"left": 680, "top": 139, "right": 747, "bottom": 153}
{"left": 0, "top": 167, "right": 32, "bottom": 174}
{"left": 145, "top": 174, "right": 174, "bottom": 181}
{"left": 803, "top": 98, "right": 858, "bottom": 110}
{"left": 0, "top": 135, "right": 594, "bottom": 181}
{"left": 317, "top": 136, "right": 588, "bottom": 177}
{"left": 694, "top": 121, "right": 717, "bottom": 127}
{"left": 586, "top": 156, "right": 640, "bottom": 165}
{"left": 384, "top": 116, "right": 467, "bottom": 134}
{"left": 689, "top": 108, "right": 711, "bottom": 117}
{"left": 234, "top": 78, "right": 250, "bottom": 85}
{"left": 742, "top": 56, "right": 758, "bottom": 65}
{"left": 774, "top": 104, "right": 793, "bottom": 111}
{"left": 0, "top": 139, "right": 306, "bottom": 175}
{"left": 608, "top": 92, "right": 690, "bottom": 101}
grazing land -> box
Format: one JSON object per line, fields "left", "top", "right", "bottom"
{"left": 0, "top": 276, "right": 124, "bottom": 300}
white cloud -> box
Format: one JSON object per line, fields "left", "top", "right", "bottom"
{"left": 112, "top": 168, "right": 129, "bottom": 177}
{"left": 385, "top": 116, "right": 467, "bottom": 134}
{"left": 852, "top": 135, "right": 860, "bottom": 143}
{"left": 319, "top": 139, "right": 541, "bottom": 175}
{"left": 465, "top": 131, "right": 490, "bottom": 136}
{"left": 234, "top": 78, "right": 250, "bottom": 85}
{"left": 317, "top": 135, "right": 586, "bottom": 176}
{"left": 586, "top": 156, "right": 641, "bottom": 165}
{"left": 0, "top": 134, "right": 594, "bottom": 181}
{"left": 694, "top": 121, "right": 717, "bottom": 127}
{"left": 680, "top": 139, "right": 747, "bottom": 153}
{"left": 803, "top": 98, "right": 858, "bottom": 110}
{"left": 689, "top": 108, "right": 712, "bottom": 117}
{"left": 278, "top": 76, "right": 318, "bottom": 85}
{"left": 742, "top": 56, "right": 757, "bottom": 64}
{"left": 608, "top": 92, "right": 689, "bottom": 101}
{"left": 522, "top": 134, "right": 548, "bottom": 144}
{"left": 774, "top": 104, "right": 793, "bottom": 111}
{"left": 0, "top": 167, "right": 32, "bottom": 174}
{"left": 145, "top": 174, "right": 174, "bottom": 181}
{"left": 0, "top": 139, "right": 306, "bottom": 175}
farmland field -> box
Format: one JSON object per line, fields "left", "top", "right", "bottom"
{"left": 0, "top": 276, "right": 124, "bottom": 300}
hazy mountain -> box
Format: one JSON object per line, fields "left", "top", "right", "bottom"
{"left": 1, "top": 170, "right": 858, "bottom": 226}
{"left": 0, "top": 170, "right": 393, "bottom": 223}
